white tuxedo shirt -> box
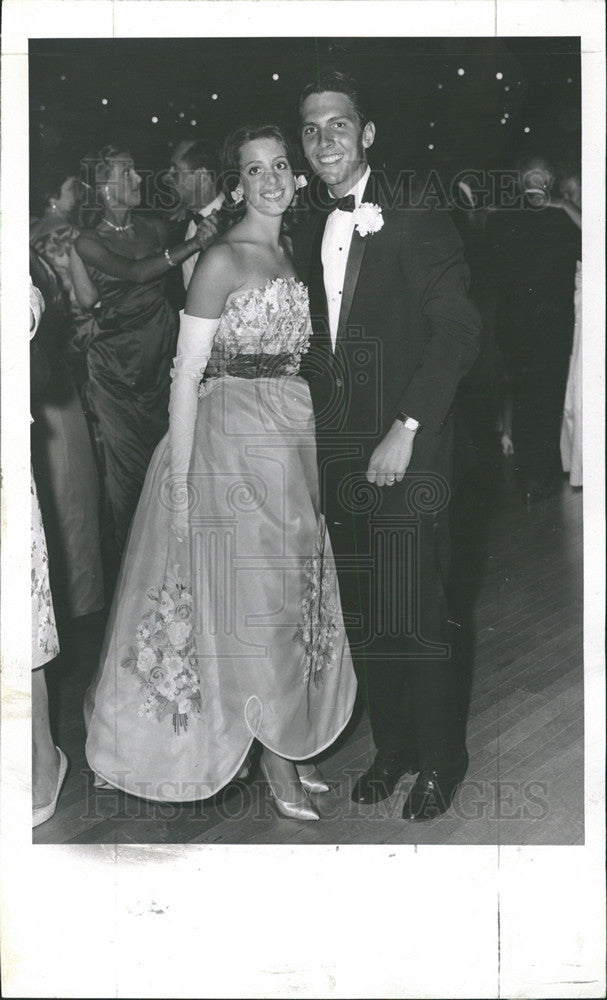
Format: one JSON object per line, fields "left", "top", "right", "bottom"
{"left": 321, "top": 166, "right": 371, "bottom": 351}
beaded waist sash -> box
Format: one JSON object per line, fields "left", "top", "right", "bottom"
{"left": 204, "top": 353, "right": 297, "bottom": 380}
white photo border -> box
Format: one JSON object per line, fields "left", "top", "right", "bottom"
{"left": 1, "top": 3, "right": 604, "bottom": 998}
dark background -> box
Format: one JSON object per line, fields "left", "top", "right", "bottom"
{"left": 30, "top": 36, "right": 580, "bottom": 187}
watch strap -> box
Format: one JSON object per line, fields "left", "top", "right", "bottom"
{"left": 396, "top": 412, "right": 420, "bottom": 431}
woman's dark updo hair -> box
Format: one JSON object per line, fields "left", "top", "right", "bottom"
{"left": 219, "top": 123, "right": 305, "bottom": 231}
{"left": 29, "top": 151, "right": 80, "bottom": 218}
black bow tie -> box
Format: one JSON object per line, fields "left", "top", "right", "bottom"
{"left": 329, "top": 194, "right": 356, "bottom": 213}
{"left": 187, "top": 210, "right": 203, "bottom": 225}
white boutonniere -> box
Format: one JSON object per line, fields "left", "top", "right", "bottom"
{"left": 352, "top": 202, "right": 384, "bottom": 237}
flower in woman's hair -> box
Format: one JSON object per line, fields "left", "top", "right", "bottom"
{"left": 231, "top": 185, "right": 244, "bottom": 204}
{"left": 294, "top": 174, "right": 307, "bottom": 190}
{"left": 352, "top": 202, "right": 384, "bottom": 237}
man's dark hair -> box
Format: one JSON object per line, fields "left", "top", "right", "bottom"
{"left": 298, "top": 69, "right": 369, "bottom": 128}
{"left": 180, "top": 139, "right": 221, "bottom": 176}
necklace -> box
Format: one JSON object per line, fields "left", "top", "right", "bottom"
{"left": 102, "top": 217, "right": 135, "bottom": 233}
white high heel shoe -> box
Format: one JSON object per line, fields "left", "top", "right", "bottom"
{"left": 33, "top": 747, "right": 68, "bottom": 828}
{"left": 260, "top": 760, "right": 319, "bottom": 821}
{"left": 295, "top": 763, "right": 331, "bottom": 794}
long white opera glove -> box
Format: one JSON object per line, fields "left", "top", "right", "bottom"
{"left": 168, "top": 311, "right": 219, "bottom": 539}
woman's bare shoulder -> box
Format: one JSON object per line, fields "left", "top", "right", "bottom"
{"left": 186, "top": 240, "right": 244, "bottom": 311}
{"left": 200, "top": 239, "right": 241, "bottom": 274}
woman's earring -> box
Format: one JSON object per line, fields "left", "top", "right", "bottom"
{"left": 231, "top": 185, "right": 244, "bottom": 205}
{"left": 294, "top": 174, "right": 308, "bottom": 191}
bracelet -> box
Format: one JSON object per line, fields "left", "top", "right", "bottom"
{"left": 163, "top": 248, "right": 176, "bottom": 267}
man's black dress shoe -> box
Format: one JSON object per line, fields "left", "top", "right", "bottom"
{"left": 402, "top": 765, "right": 467, "bottom": 821}
{"left": 351, "top": 751, "right": 419, "bottom": 804}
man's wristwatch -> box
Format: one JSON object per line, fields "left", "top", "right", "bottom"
{"left": 396, "top": 412, "right": 420, "bottom": 432}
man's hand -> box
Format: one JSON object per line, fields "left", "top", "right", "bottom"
{"left": 194, "top": 210, "right": 220, "bottom": 251}
{"left": 366, "top": 420, "right": 417, "bottom": 487}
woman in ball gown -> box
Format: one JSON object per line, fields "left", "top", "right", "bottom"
{"left": 84, "top": 124, "right": 357, "bottom": 820}
{"left": 30, "top": 154, "right": 97, "bottom": 386}
{"left": 30, "top": 276, "right": 68, "bottom": 828}
{"left": 29, "top": 157, "right": 104, "bottom": 620}
{"left": 71, "top": 145, "right": 215, "bottom": 558}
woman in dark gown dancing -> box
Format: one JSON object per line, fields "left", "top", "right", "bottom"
{"left": 71, "top": 145, "right": 217, "bottom": 556}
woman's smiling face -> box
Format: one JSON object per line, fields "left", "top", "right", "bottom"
{"left": 238, "top": 137, "right": 295, "bottom": 217}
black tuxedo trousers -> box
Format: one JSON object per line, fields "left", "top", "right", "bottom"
{"left": 320, "top": 447, "right": 465, "bottom": 771}
{"left": 296, "top": 184, "right": 480, "bottom": 771}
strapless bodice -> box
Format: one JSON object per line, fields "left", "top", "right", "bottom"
{"left": 205, "top": 276, "right": 312, "bottom": 380}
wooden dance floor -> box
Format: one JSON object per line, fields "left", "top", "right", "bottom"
{"left": 34, "top": 457, "right": 584, "bottom": 846}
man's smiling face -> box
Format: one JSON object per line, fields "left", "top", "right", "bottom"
{"left": 300, "top": 91, "right": 375, "bottom": 198}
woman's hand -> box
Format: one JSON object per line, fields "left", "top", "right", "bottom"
{"left": 170, "top": 509, "right": 189, "bottom": 544}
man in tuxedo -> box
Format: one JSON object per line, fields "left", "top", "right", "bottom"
{"left": 165, "top": 138, "right": 223, "bottom": 307}
{"left": 296, "top": 70, "right": 481, "bottom": 820}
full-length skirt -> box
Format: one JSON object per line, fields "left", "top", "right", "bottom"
{"left": 31, "top": 470, "right": 60, "bottom": 670}
{"left": 31, "top": 361, "right": 104, "bottom": 618}
{"left": 85, "top": 376, "right": 357, "bottom": 801}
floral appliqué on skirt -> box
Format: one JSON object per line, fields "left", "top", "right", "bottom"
{"left": 31, "top": 472, "right": 59, "bottom": 669}
{"left": 121, "top": 565, "right": 201, "bottom": 734}
{"left": 296, "top": 522, "right": 340, "bottom": 687}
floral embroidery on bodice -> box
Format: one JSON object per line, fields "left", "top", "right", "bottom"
{"left": 204, "top": 276, "right": 312, "bottom": 380}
